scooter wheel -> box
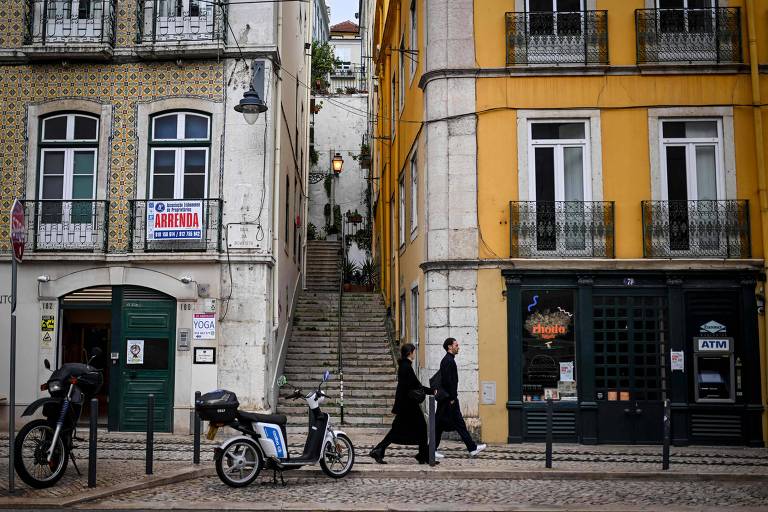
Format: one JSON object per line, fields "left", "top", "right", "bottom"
{"left": 14, "top": 419, "right": 69, "bottom": 489}
{"left": 215, "top": 438, "right": 263, "bottom": 487}
{"left": 320, "top": 433, "right": 354, "bottom": 478}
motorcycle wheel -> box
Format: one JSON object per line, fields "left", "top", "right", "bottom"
{"left": 14, "top": 419, "right": 69, "bottom": 489}
{"left": 320, "top": 433, "right": 354, "bottom": 478}
{"left": 215, "top": 438, "right": 263, "bottom": 488}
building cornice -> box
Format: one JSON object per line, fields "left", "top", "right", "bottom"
{"left": 420, "top": 258, "right": 764, "bottom": 273}
{"left": 419, "top": 64, "right": 752, "bottom": 90}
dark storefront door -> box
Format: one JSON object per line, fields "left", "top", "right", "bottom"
{"left": 114, "top": 288, "right": 176, "bottom": 432}
{"left": 593, "top": 295, "right": 667, "bottom": 444}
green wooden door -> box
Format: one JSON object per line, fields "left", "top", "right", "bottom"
{"left": 117, "top": 287, "right": 176, "bottom": 432}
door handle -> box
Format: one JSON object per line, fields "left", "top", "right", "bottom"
{"left": 635, "top": 408, "right": 643, "bottom": 415}
{"left": 623, "top": 408, "right": 631, "bottom": 414}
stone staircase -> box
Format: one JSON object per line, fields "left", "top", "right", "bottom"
{"left": 305, "top": 240, "right": 342, "bottom": 291}
{"left": 279, "top": 291, "right": 396, "bottom": 442}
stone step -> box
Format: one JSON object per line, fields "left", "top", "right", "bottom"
{"left": 282, "top": 372, "right": 394, "bottom": 382}
{"left": 287, "top": 380, "right": 396, "bottom": 390}
{"left": 284, "top": 354, "right": 393, "bottom": 364}
{"left": 283, "top": 414, "right": 390, "bottom": 426}
{"left": 286, "top": 425, "right": 390, "bottom": 438}
{"left": 277, "top": 405, "right": 392, "bottom": 416}
{"left": 283, "top": 365, "right": 394, "bottom": 375}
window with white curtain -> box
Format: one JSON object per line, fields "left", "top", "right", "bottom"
{"left": 660, "top": 119, "right": 723, "bottom": 203}
{"left": 400, "top": 292, "right": 407, "bottom": 341}
{"left": 410, "top": 285, "right": 419, "bottom": 346}
{"left": 399, "top": 175, "right": 406, "bottom": 247}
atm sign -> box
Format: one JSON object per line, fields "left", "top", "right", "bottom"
{"left": 697, "top": 338, "right": 730, "bottom": 351}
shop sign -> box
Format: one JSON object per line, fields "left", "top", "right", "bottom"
{"left": 146, "top": 200, "right": 203, "bottom": 241}
{"left": 193, "top": 313, "right": 216, "bottom": 340}
{"left": 697, "top": 338, "right": 730, "bottom": 351}
{"left": 525, "top": 309, "right": 572, "bottom": 340}
{"left": 127, "top": 339, "right": 144, "bottom": 365}
{"left": 700, "top": 320, "right": 726, "bottom": 335}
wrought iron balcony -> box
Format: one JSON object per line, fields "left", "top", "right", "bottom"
{"left": 129, "top": 198, "right": 222, "bottom": 253}
{"left": 509, "top": 201, "right": 615, "bottom": 258}
{"left": 505, "top": 10, "right": 608, "bottom": 66}
{"left": 8, "top": 200, "right": 110, "bottom": 253}
{"left": 641, "top": 200, "right": 750, "bottom": 258}
{"left": 635, "top": 8, "right": 742, "bottom": 64}
{"left": 329, "top": 69, "right": 369, "bottom": 94}
{"left": 23, "top": 0, "right": 116, "bottom": 58}
{"left": 136, "top": 0, "right": 226, "bottom": 50}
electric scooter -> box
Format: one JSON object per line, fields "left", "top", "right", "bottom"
{"left": 196, "top": 370, "right": 355, "bottom": 487}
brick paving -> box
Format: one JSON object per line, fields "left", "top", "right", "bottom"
{"left": 0, "top": 431, "right": 766, "bottom": 509}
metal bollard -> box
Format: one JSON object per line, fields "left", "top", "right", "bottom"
{"left": 662, "top": 399, "right": 671, "bottom": 470}
{"left": 545, "top": 399, "right": 553, "bottom": 469}
{"left": 146, "top": 394, "right": 154, "bottom": 475}
{"left": 193, "top": 391, "right": 201, "bottom": 465}
{"left": 428, "top": 395, "right": 436, "bottom": 466}
{"left": 88, "top": 398, "right": 98, "bottom": 488}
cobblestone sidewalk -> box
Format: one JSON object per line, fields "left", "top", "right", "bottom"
{"left": 0, "top": 431, "right": 766, "bottom": 509}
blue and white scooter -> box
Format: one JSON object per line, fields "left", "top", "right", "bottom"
{"left": 196, "top": 370, "right": 354, "bottom": 487}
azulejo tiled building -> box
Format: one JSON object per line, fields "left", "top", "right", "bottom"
{"left": 0, "top": 0, "right": 313, "bottom": 433}
{"left": 373, "top": 0, "right": 767, "bottom": 446}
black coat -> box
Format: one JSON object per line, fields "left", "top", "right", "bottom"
{"left": 386, "top": 358, "right": 432, "bottom": 445}
{"left": 436, "top": 352, "right": 460, "bottom": 430}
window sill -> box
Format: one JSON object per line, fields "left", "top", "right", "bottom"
{"left": 22, "top": 42, "right": 114, "bottom": 61}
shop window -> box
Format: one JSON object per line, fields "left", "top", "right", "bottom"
{"left": 521, "top": 289, "right": 577, "bottom": 402}
{"left": 149, "top": 112, "right": 210, "bottom": 199}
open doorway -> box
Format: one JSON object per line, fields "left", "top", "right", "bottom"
{"left": 61, "top": 287, "right": 112, "bottom": 427}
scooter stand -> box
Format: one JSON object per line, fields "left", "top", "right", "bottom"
{"left": 69, "top": 452, "right": 82, "bottom": 476}
{"left": 269, "top": 469, "right": 286, "bottom": 487}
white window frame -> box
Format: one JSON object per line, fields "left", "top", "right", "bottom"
{"left": 659, "top": 118, "right": 725, "bottom": 202}
{"left": 410, "top": 151, "right": 418, "bottom": 237}
{"left": 399, "top": 292, "right": 407, "bottom": 341}
{"left": 391, "top": 72, "right": 396, "bottom": 139}
{"left": 149, "top": 112, "right": 211, "bottom": 200}
{"left": 517, "top": 109, "right": 603, "bottom": 202}
{"left": 399, "top": 175, "right": 406, "bottom": 248}
{"left": 39, "top": 148, "right": 98, "bottom": 202}
{"left": 410, "top": 0, "right": 418, "bottom": 80}
{"left": 399, "top": 36, "right": 406, "bottom": 112}
{"left": 410, "top": 284, "right": 419, "bottom": 347}
{"left": 527, "top": 119, "right": 592, "bottom": 203}
{"left": 648, "top": 107, "right": 736, "bottom": 201}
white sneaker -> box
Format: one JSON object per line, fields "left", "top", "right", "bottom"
{"left": 434, "top": 451, "right": 445, "bottom": 459}
{"left": 469, "top": 444, "right": 487, "bottom": 457}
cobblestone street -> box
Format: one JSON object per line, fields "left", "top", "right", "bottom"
{"left": 1, "top": 432, "right": 767, "bottom": 510}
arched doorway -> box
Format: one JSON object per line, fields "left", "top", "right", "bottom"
{"left": 60, "top": 285, "right": 176, "bottom": 432}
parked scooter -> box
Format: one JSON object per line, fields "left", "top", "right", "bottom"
{"left": 14, "top": 348, "right": 104, "bottom": 488}
{"left": 196, "top": 370, "right": 354, "bottom": 487}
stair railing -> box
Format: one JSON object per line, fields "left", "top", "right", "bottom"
{"left": 383, "top": 306, "right": 399, "bottom": 373}
{"left": 337, "top": 232, "right": 345, "bottom": 424}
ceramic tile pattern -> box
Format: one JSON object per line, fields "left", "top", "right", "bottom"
{"left": 0, "top": 1, "right": 226, "bottom": 250}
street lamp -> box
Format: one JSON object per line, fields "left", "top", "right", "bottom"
{"left": 332, "top": 152, "right": 344, "bottom": 174}
{"left": 234, "top": 88, "right": 268, "bottom": 125}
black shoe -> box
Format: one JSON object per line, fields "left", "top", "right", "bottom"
{"left": 369, "top": 450, "right": 386, "bottom": 464}
{"left": 415, "top": 455, "right": 438, "bottom": 465}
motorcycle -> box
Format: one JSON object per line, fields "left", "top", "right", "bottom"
{"left": 14, "top": 348, "right": 104, "bottom": 488}
{"left": 196, "top": 370, "right": 354, "bottom": 487}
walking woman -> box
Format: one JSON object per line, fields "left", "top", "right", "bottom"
{"left": 369, "top": 343, "right": 435, "bottom": 464}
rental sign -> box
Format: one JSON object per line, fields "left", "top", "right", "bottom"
{"left": 147, "top": 200, "right": 203, "bottom": 241}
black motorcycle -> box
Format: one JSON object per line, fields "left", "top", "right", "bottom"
{"left": 14, "top": 348, "right": 103, "bottom": 488}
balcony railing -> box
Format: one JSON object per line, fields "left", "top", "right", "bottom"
{"left": 510, "top": 201, "right": 615, "bottom": 258}
{"left": 635, "top": 8, "right": 742, "bottom": 64}
{"left": 23, "top": 0, "right": 116, "bottom": 46}
{"left": 642, "top": 200, "right": 750, "bottom": 258}
{"left": 129, "top": 199, "right": 222, "bottom": 253}
{"left": 6, "top": 200, "right": 111, "bottom": 253}
{"left": 329, "top": 69, "right": 368, "bottom": 94}
{"left": 136, "top": 0, "right": 226, "bottom": 45}
{"left": 505, "top": 10, "right": 608, "bottom": 66}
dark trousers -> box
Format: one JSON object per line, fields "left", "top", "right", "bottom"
{"left": 436, "top": 401, "right": 477, "bottom": 452}
{"left": 373, "top": 431, "right": 428, "bottom": 461}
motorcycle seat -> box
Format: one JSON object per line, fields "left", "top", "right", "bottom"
{"left": 237, "top": 411, "right": 288, "bottom": 426}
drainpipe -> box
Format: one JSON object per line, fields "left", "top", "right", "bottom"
{"left": 745, "top": 0, "right": 768, "bottom": 443}
{"left": 269, "top": 2, "right": 284, "bottom": 408}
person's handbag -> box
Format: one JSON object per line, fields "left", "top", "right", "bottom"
{"left": 429, "top": 370, "right": 449, "bottom": 402}
{"left": 408, "top": 388, "right": 426, "bottom": 403}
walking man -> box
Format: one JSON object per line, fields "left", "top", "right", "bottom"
{"left": 434, "top": 337, "right": 486, "bottom": 458}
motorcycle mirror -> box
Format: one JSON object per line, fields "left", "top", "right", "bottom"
{"left": 91, "top": 347, "right": 103, "bottom": 358}
{"left": 322, "top": 370, "right": 331, "bottom": 382}
{"left": 277, "top": 375, "right": 288, "bottom": 387}
{"left": 44, "top": 359, "right": 51, "bottom": 370}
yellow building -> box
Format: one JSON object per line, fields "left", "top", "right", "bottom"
{"left": 372, "top": 0, "right": 767, "bottom": 446}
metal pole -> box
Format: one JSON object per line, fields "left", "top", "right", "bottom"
{"left": 8, "top": 255, "right": 17, "bottom": 494}
{"left": 545, "top": 398, "right": 553, "bottom": 469}
{"left": 146, "top": 394, "right": 154, "bottom": 475}
{"left": 662, "top": 398, "right": 671, "bottom": 470}
{"left": 428, "top": 395, "right": 436, "bottom": 466}
{"left": 88, "top": 398, "right": 98, "bottom": 487}
{"left": 193, "top": 391, "right": 201, "bottom": 465}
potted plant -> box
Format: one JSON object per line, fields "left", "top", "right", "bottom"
{"left": 359, "top": 142, "right": 370, "bottom": 169}
{"left": 346, "top": 209, "right": 363, "bottom": 225}
{"left": 341, "top": 260, "right": 360, "bottom": 291}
